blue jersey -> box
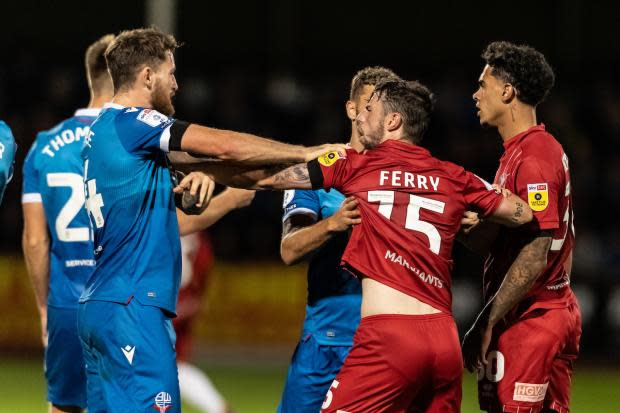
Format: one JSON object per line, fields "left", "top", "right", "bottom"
{"left": 282, "top": 189, "right": 361, "bottom": 346}
{"left": 81, "top": 103, "right": 181, "bottom": 314}
{"left": 22, "top": 109, "right": 100, "bottom": 308}
{"left": 0, "top": 121, "right": 16, "bottom": 204}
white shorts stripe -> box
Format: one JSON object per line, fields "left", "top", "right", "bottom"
{"left": 22, "top": 193, "right": 42, "bottom": 203}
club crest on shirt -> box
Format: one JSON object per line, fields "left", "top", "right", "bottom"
{"left": 527, "top": 183, "right": 548, "bottom": 211}
{"left": 318, "top": 151, "right": 340, "bottom": 167}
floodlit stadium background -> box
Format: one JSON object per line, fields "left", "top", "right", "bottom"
{"left": 1, "top": 1, "right": 619, "bottom": 411}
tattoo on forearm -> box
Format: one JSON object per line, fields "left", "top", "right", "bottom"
{"left": 487, "top": 236, "right": 552, "bottom": 325}
{"left": 512, "top": 202, "right": 524, "bottom": 223}
{"left": 273, "top": 164, "right": 310, "bottom": 186}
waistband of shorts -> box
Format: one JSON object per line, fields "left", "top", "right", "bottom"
{"left": 360, "top": 312, "right": 451, "bottom": 324}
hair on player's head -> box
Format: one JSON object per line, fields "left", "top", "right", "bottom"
{"left": 85, "top": 34, "right": 115, "bottom": 93}
{"left": 350, "top": 66, "right": 400, "bottom": 102}
{"left": 105, "top": 27, "right": 179, "bottom": 92}
{"left": 373, "top": 79, "right": 435, "bottom": 144}
{"left": 482, "top": 41, "right": 555, "bottom": 106}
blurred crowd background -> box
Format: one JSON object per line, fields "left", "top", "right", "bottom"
{"left": 0, "top": 0, "right": 618, "bottom": 361}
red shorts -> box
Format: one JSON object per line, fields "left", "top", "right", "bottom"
{"left": 478, "top": 300, "right": 582, "bottom": 413}
{"left": 321, "top": 313, "right": 462, "bottom": 413}
{"left": 173, "top": 318, "right": 193, "bottom": 362}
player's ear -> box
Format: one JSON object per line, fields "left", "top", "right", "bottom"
{"left": 140, "top": 66, "right": 154, "bottom": 90}
{"left": 386, "top": 112, "right": 402, "bottom": 132}
{"left": 502, "top": 83, "right": 516, "bottom": 103}
{"left": 345, "top": 100, "right": 357, "bottom": 121}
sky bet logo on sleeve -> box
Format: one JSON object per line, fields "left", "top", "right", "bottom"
{"left": 318, "top": 151, "right": 340, "bottom": 167}
{"left": 527, "top": 183, "right": 549, "bottom": 211}
{"left": 137, "top": 109, "right": 169, "bottom": 127}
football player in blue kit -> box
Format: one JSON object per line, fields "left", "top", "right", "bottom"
{"left": 22, "top": 34, "right": 115, "bottom": 413}
{"left": 0, "top": 120, "right": 16, "bottom": 204}
{"left": 277, "top": 67, "right": 400, "bottom": 413}
{"left": 77, "top": 28, "right": 345, "bottom": 413}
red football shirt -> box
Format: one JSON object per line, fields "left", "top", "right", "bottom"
{"left": 484, "top": 124, "right": 575, "bottom": 312}
{"left": 311, "top": 139, "right": 503, "bottom": 313}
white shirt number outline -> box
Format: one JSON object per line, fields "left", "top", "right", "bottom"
{"left": 83, "top": 160, "right": 105, "bottom": 229}
{"left": 368, "top": 190, "right": 445, "bottom": 255}
{"left": 46, "top": 173, "right": 89, "bottom": 242}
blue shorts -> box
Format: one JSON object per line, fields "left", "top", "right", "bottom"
{"left": 46, "top": 305, "right": 87, "bottom": 408}
{"left": 77, "top": 299, "right": 179, "bottom": 413}
{"left": 277, "top": 334, "right": 352, "bottom": 413}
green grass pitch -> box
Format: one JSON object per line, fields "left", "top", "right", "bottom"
{"left": 1, "top": 358, "right": 617, "bottom": 412}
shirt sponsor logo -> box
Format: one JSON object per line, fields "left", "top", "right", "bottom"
{"left": 318, "top": 151, "right": 340, "bottom": 167}
{"left": 153, "top": 391, "right": 173, "bottom": 412}
{"left": 513, "top": 382, "right": 548, "bottom": 402}
{"left": 527, "top": 183, "right": 548, "bottom": 212}
{"left": 384, "top": 249, "right": 443, "bottom": 288}
{"left": 65, "top": 259, "right": 96, "bottom": 268}
{"left": 137, "top": 109, "right": 169, "bottom": 127}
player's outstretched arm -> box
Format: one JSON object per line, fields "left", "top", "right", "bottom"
{"left": 177, "top": 186, "right": 256, "bottom": 236}
{"left": 281, "top": 197, "right": 361, "bottom": 265}
{"left": 463, "top": 232, "right": 552, "bottom": 372}
{"left": 173, "top": 123, "right": 346, "bottom": 166}
{"left": 22, "top": 202, "right": 50, "bottom": 347}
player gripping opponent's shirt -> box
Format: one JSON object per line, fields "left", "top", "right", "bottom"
{"left": 0, "top": 120, "right": 16, "bottom": 204}
{"left": 78, "top": 103, "right": 185, "bottom": 413}
{"left": 278, "top": 188, "right": 361, "bottom": 413}
{"left": 22, "top": 108, "right": 101, "bottom": 410}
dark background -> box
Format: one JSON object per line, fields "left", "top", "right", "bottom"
{"left": 0, "top": 0, "right": 618, "bottom": 358}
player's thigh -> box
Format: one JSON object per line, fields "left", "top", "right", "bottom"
{"left": 545, "top": 303, "right": 582, "bottom": 412}
{"left": 279, "top": 336, "right": 348, "bottom": 413}
{"left": 85, "top": 300, "right": 180, "bottom": 413}
{"left": 46, "top": 306, "right": 87, "bottom": 409}
{"left": 478, "top": 309, "right": 569, "bottom": 413}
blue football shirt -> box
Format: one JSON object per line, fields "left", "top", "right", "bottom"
{"left": 22, "top": 109, "right": 100, "bottom": 308}
{"left": 282, "top": 189, "right": 361, "bottom": 346}
{"left": 81, "top": 103, "right": 181, "bottom": 314}
{"left": 0, "top": 121, "right": 16, "bottom": 204}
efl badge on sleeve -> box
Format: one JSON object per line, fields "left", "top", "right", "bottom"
{"left": 527, "top": 183, "right": 548, "bottom": 211}
{"left": 318, "top": 151, "right": 340, "bottom": 167}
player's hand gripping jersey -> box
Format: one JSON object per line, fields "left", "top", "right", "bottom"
{"left": 485, "top": 124, "right": 575, "bottom": 313}
{"left": 22, "top": 109, "right": 100, "bottom": 307}
{"left": 81, "top": 104, "right": 182, "bottom": 314}
{"left": 309, "top": 140, "right": 503, "bottom": 312}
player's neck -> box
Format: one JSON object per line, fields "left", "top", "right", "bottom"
{"left": 349, "top": 126, "right": 364, "bottom": 152}
{"left": 497, "top": 105, "right": 537, "bottom": 143}
{"left": 88, "top": 95, "right": 112, "bottom": 110}
{"left": 112, "top": 89, "right": 152, "bottom": 109}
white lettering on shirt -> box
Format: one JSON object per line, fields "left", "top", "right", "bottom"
{"left": 379, "top": 170, "right": 440, "bottom": 191}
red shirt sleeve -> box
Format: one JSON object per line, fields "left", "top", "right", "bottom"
{"left": 514, "top": 156, "right": 560, "bottom": 230}
{"left": 314, "top": 149, "right": 355, "bottom": 192}
{"left": 463, "top": 171, "right": 503, "bottom": 218}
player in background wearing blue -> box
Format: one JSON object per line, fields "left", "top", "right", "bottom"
{"left": 78, "top": 28, "right": 344, "bottom": 413}
{"left": 277, "top": 67, "right": 400, "bottom": 413}
{"left": 0, "top": 120, "right": 16, "bottom": 204}
{"left": 22, "top": 34, "right": 115, "bottom": 413}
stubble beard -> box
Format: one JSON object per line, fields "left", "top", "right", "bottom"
{"left": 152, "top": 82, "right": 175, "bottom": 116}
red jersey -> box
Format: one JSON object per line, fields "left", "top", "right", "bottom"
{"left": 175, "top": 232, "right": 214, "bottom": 322}
{"left": 485, "top": 124, "right": 575, "bottom": 312}
{"left": 311, "top": 140, "right": 503, "bottom": 313}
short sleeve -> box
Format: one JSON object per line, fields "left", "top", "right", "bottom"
{"left": 282, "top": 189, "right": 320, "bottom": 222}
{"left": 514, "top": 156, "right": 559, "bottom": 230}
{"left": 21, "top": 141, "right": 42, "bottom": 203}
{"left": 310, "top": 149, "right": 356, "bottom": 192}
{"left": 463, "top": 171, "right": 503, "bottom": 218}
{"left": 115, "top": 108, "right": 177, "bottom": 156}
{"left": 0, "top": 121, "right": 16, "bottom": 203}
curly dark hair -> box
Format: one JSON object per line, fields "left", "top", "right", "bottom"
{"left": 106, "top": 27, "right": 179, "bottom": 92}
{"left": 349, "top": 66, "right": 400, "bottom": 101}
{"left": 374, "top": 79, "right": 435, "bottom": 143}
{"left": 482, "top": 41, "right": 555, "bottom": 106}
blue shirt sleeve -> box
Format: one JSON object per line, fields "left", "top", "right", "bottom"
{"left": 22, "top": 139, "right": 42, "bottom": 202}
{"left": 282, "top": 189, "right": 321, "bottom": 222}
{"left": 0, "top": 121, "right": 16, "bottom": 204}
{"left": 115, "top": 108, "right": 176, "bottom": 157}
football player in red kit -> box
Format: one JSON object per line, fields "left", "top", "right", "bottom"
{"left": 186, "top": 78, "right": 534, "bottom": 412}
{"left": 461, "top": 42, "right": 582, "bottom": 413}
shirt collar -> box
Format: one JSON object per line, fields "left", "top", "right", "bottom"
{"left": 503, "top": 124, "right": 546, "bottom": 150}
{"left": 103, "top": 102, "right": 125, "bottom": 110}
{"left": 74, "top": 108, "right": 101, "bottom": 117}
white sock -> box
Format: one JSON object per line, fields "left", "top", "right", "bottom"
{"left": 178, "top": 361, "right": 227, "bottom": 413}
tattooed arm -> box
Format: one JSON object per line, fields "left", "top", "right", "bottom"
{"left": 486, "top": 191, "right": 532, "bottom": 227}
{"left": 462, "top": 233, "right": 551, "bottom": 371}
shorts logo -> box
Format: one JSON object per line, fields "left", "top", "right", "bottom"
{"left": 121, "top": 345, "right": 135, "bottom": 365}
{"left": 527, "top": 183, "right": 548, "bottom": 211}
{"left": 138, "top": 109, "right": 169, "bottom": 127}
{"left": 513, "top": 382, "right": 548, "bottom": 402}
{"left": 318, "top": 151, "right": 340, "bottom": 167}
{"left": 283, "top": 190, "right": 295, "bottom": 207}
{"left": 153, "top": 392, "right": 173, "bottom": 412}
